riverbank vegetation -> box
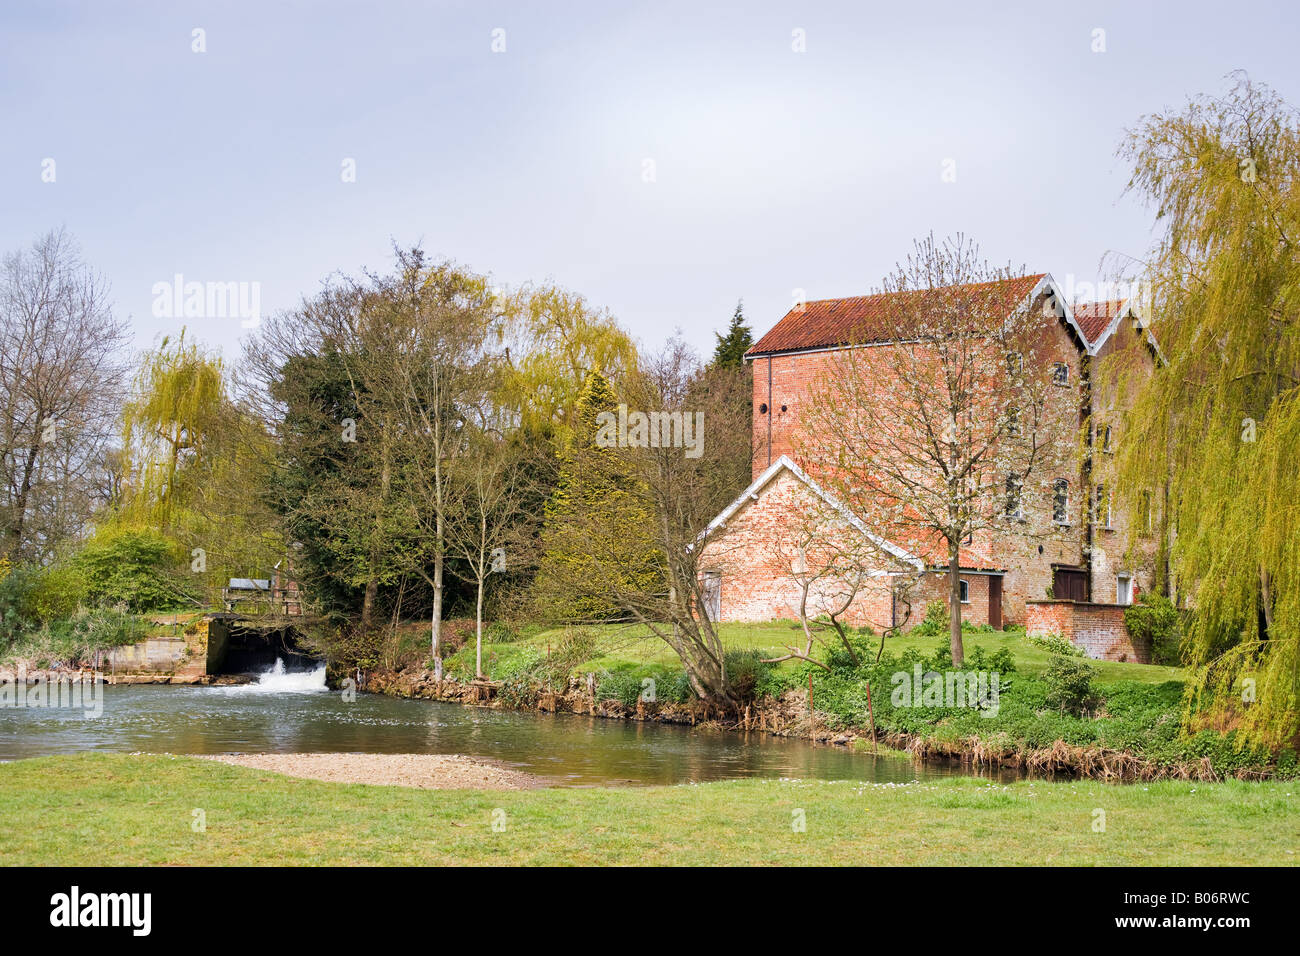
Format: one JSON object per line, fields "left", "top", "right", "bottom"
{"left": 0, "top": 753, "right": 1294, "bottom": 866}
{"left": 367, "top": 619, "right": 1289, "bottom": 779}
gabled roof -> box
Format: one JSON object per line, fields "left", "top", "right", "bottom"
{"left": 700, "top": 456, "right": 924, "bottom": 570}
{"left": 1072, "top": 299, "right": 1126, "bottom": 345}
{"left": 746, "top": 273, "right": 1057, "bottom": 357}
{"left": 1072, "top": 297, "right": 1165, "bottom": 361}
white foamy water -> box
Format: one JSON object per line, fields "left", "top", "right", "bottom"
{"left": 217, "top": 658, "right": 328, "bottom": 695}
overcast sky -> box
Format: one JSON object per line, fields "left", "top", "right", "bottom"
{"left": 3, "top": 0, "right": 1298, "bottom": 361}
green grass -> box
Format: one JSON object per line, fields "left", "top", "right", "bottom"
{"left": 456, "top": 622, "right": 1184, "bottom": 686}
{"left": 0, "top": 753, "right": 1292, "bottom": 866}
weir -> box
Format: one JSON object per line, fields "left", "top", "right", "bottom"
{"left": 101, "top": 613, "right": 321, "bottom": 684}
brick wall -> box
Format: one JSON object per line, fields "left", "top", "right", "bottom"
{"left": 1025, "top": 599, "right": 1150, "bottom": 663}
{"left": 699, "top": 469, "right": 899, "bottom": 629}
{"left": 748, "top": 300, "right": 1089, "bottom": 626}
{"left": 903, "top": 571, "right": 994, "bottom": 629}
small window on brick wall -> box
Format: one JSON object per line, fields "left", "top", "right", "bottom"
{"left": 1053, "top": 479, "right": 1070, "bottom": 525}
{"left": 959, "top": 580, "right": 970, "bottom": 603}
{"left": 1052, "top": 362, "right": 1070, "bottom": 386}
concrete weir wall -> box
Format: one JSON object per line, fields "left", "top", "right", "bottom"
{"left": 102, "top": 615, "right": 231, "bottom": 684}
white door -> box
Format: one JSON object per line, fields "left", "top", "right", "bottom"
{"left": 702, "top": 571, "right": 722, "bottom": 621}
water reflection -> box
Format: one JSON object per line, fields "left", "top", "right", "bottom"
{"left": 0, "top": 681, "right": 1018, "bottom": 786}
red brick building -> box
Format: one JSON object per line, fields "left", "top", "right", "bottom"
{"left": 698, "top": 275, "right": 1162, "bottom": 655}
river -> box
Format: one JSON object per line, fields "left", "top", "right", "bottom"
{"left": 0, "top": 659, "right": 1014, "bottom": 786}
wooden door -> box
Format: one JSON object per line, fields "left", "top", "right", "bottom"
{"left": 1052, "top": 567, "right": 1088, "bottom": 602}
{"left": 988, "top": 576, "right": 1003, "bottom": 629}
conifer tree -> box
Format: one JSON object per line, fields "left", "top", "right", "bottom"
{"left": 712, "top": 300, "right": 753, "bottom": 369}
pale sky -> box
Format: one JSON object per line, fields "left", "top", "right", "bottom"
{"left": 3, "top": 0, "right": 1298, "bottom": 361}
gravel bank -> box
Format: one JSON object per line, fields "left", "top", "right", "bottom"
{"left": 203, "top": 752, "right": 547, "bottom": 790}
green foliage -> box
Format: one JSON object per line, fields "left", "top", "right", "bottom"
{"left": 23, "top": 560, "right": 88, "bottom": 620}
{"left": 2, "top": 607, "right": 146, "bottom": 667}
{"left": 712, "top": 300, "right": 754, "bottom": 369}
{"left": 1044, "top": 655, "right": 1100, "bottom": 716}
{"left": 72, "top": 528, "right": 192, "bottom": 613}
{"left": 1117, "top": 75, "right": 1300, "bottom": 750}
{"left": 723, "top": 648, "right": 771, "bottom": 702}
{"left": 534, "top": 371, "right": 661, "bottom": 621}
{"left": 1125, "top": 593, "right": 1182, "bottom": 665}
{"left": 485, "top": 620, "right": 521, "bottom": 644}
{"left": 0, "top": 562, "right": 39, "bottom": 643}
{"left": 1027, "top": 631, "right": 1085, "bottom": 657}
{"left": 913, "top": 601, "right": 948, "bottom": 637}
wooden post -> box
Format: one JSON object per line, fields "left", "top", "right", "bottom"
{"left": 807, "top": 673, "right": 814, "bottom": 731}
{"left": 865, "top": 678, "right": 878, "bottom": 755}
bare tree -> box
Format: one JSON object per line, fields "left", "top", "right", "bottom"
{"left": 0, "top": 229, "right": 128, "bottom": 563}
{"left": 445, "top": 428, "right": 540, "bottom": 678}
{"left": 538, "top": 337, "right": 755, "bottom": 709}
{"left": 796, "top": 234, "right": 1070, "bottom": 665}
{"left": 756, "top": 494, "right": 926, "bottom": 670}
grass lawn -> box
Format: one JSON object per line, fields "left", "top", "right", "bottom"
{"left": 0, "top": 753, "right": 1292, "bottom": 866}
{"left": 454, "top": 621, "right": 1184, "bottom": 686}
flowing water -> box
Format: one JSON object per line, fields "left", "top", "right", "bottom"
{"left": 0, "top": 658, "right": 1015, "bottom": 786}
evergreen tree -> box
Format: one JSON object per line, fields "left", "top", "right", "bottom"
{"left": 712, "top": 300, "right": 753, "bottom": 369}
{"left": 534, "top": 371, "right": 660, "bottom": 621}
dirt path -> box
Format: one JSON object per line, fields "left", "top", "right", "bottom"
{"left": 202, "top": 752, "right": 547, "bottom": 790}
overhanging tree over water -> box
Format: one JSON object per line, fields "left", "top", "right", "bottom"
{"left": 1113, "top": 73, "right": 1300, "bottom": 750}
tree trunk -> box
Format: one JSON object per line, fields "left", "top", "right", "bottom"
{"left": 475, "top": 572, "right": 484, "bottom": 679}
{"left": 431, "top": 508, "right": 444, "bottom": 670}
{"left": 949, "top": 537, "right": 964, "bottom": 666}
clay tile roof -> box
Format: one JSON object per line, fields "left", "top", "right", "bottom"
{"left": 1072, "top": 298, "right": 1129, "bottom": 346}
{"left": 746, "top": 274, "right": 1047, "bottom": 357}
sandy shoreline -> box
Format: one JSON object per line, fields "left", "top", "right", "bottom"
{"left": 202, "top": 752, "right": 547, "bottom": 790}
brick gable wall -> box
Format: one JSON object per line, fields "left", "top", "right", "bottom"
{"left": 748, "top": 300, "right": 1090, "bottom": 625}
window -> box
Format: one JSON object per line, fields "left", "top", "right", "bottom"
{"left": 1139, "top": 491, "right": 1153, "bottom": 535}
{"left": 1006, "top": 352, "right": 1024, "bottom": 377}
{"left": 1101, "top": 424, "right": 1113, "bottom": 453}
{"left": 959, "top": 580, "right": 970, "bottom": 604}
{"left": 1052, "top": 362, "right": 1070, "bottom": 386}
{"left": 1006, "top": 406, "right": 1021, "bottom": 437}
{"left": 1052, "top": 479, "right": 1070, "bottom": 525}
{"left": 1005, "top": 474, "right": 1023, "bottom": 520}
{"left": 1116, "top": 574, "right": 1134, "bottom": 606}
{"left": 1097, "top": 484, "right": 1112, "bottom": 529}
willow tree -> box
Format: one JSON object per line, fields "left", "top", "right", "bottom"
{"left": 497, "top": 285, "right": 638, "bottom": 447}
{"left": 1113, "top": 74, "right": 1300, "bottom": 751}
{"left": 120, "top": 330, "right": 280, "bottom": 604}
{"left": 120, "top": 330, "right": 227, "bottom": 529}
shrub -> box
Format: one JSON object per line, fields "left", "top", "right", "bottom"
{"left": 597, "top": 669, "right": 646, "bottom": 708}
{"left": 913, "top": 601, "right": 948, "bottom": 637}
{"left": 73, "top": 528, "right": 193, "bottom": 612}
{"left": 485, "top": 621, "right": 521, "bottom": 644}
{"left": 24, "top": 560, "right": 88, "bottom": 620}
{"left": 0, "top": 562, "right": 40, "bottom": 644}
{"left": 1044, "top": 654, "right": 1099, "bottom": 716}
{"left": 1124, "top": 593, "right": 1181, "bottom": 665}
{"left": 724, "top": 649, "right": 771, "bottom": 702}
{"left": 1028, "top": 631, "right": 1085, "bottom": 657}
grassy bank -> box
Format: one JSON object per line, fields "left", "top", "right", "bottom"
{"left": 375, "top": 621, "right": 1288, "bottom": 779}
{"left": 0, "top": 753, "right": 1294, "bottom": 866}
{"left": 435, "top": 621, "right": 1184, "bottom": 686}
